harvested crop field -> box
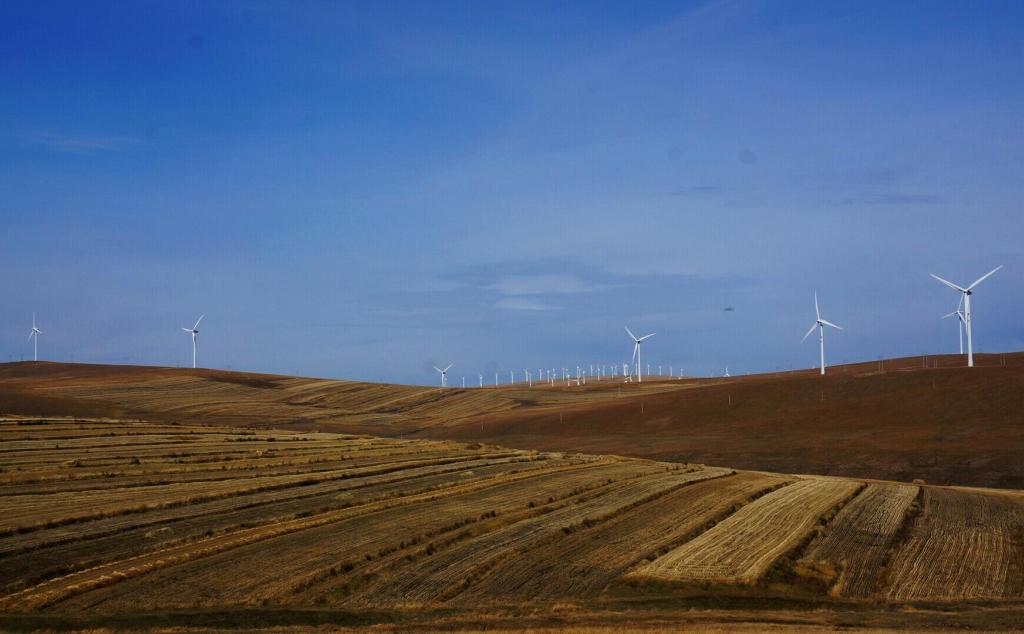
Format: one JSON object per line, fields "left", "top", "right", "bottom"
{"left": 799, "top": 483, "right": 919, "bottom": 597}
{"left": 1, "top": 417, "right": 1023, "bottom": 632}
{"left": 627, "top": 478, "right": 862, "bottom": 585}
{"left": 885, "top": 487, "right": 1024, "bottom": 601}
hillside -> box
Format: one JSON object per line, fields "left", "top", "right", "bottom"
{"left": 1, "top": 417, "right": 1022, "bottom": 631}
{"left": 443, "top": 353, "right": 1024, "bottom": 488}
{"left": 1, "top": 354, "right": 1023, "bottom": 487}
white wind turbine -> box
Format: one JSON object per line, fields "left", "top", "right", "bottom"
{"left": 931, "top": 266, "right": 1002, "bottom": 367}
{"left": 433, "top": 363, "right": 452, "bottom": 387}
{"left": 942, "top": 295, "right": 966, "bottom": 355}
{"left": 181, "top": 314, "right": 204, "bottom": 369}
{"left": 801, "top": 292, "right": 842, "bottom": 376}
{"left": 625, "top": 326, "right": 655, "bottom": 383}
{"left": 28, "top": 313, "right": 42, "bottom": 361}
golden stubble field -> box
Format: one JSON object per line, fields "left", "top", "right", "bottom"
{"left": 1, "top": 417, "right": 1023, "bottom": 632}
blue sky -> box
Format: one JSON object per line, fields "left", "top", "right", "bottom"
{"left": 2, "top": 1, "right": 1022, "bottom": 384}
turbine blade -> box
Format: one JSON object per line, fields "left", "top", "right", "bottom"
{"left": 801, "top": 322, "right": 817, "bottom": 343}
{"left": 624, "top": 326, "right": 637, "bottom": 341}
{"left": 942, "top": 312, "right": 956, "bottom": 319}
{"left": 638, "top": 332, "right": 656, "bottom": 341}
{"left": 182, "top": 328, "right": 192, "bottom": 332}
{"left": 820, "top": 319, "right": 843, "bottom": 330}
{"left": 433, "top": 366, "right": 442, "bottom": 373}
{"left": 444, "top": 364, "right": 453, "bottom": 372}
{"left": 631, "top": 343, "right": 639, "bottom": 363}
{"left": 193, "top": 314, "right": 205, "bottom": 329}
{"left": 28, "top": 331, "right": 34, "bottom": 341}
{"left": 966, "top": 265, "right": 1003, "bottom": 290}
{"left": 930, "top": 273, "right": 966, "bottom": 293}
{"left": 814, "top": 291, "right": 820, "bottom": 321}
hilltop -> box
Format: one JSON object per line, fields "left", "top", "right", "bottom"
{"left": 2, "top": 353, "right": 1023, "bottom": 487}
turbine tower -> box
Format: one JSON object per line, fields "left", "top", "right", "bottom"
{"left": 181, "top": 314, "right": 204, "bottom": 369}
{"left": 433, "top": 363, "right": 452, "bottom": 387}
{"left": 930, "top": 266, "right": 1002, "bottom": 367}
{"left": 625, "top": 326, "right": 655, "bottom": 383}
{"left": 28, "top": 313, "right": 42, "bottom": 361}
{"left": 942, "top": 295, "right": 966, "bottom": 355}
{"left": 801, "top": 292, "right": 842, "bottom": 375}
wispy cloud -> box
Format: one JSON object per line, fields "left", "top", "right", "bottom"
{"left": 495, "top": 297, "right": 560, "bottom": 311}
{"left": 16, "top": 131, "right": 141, "bottom": 153}
{"left": 840, "top": 192, "right": 948, "bottom": 206}
{"left": 487, "top": 274, "right": 606, "bottom": 296}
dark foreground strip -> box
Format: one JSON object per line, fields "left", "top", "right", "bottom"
{"left": 3, "top": 599, "right": 1024, "bottom": 633}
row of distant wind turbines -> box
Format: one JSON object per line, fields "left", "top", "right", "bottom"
{"left": 431, "top": 265, "right": 1005, "bottom": 387}
{"left": 22, "top": 266, "right": 1002, "bottom": 377}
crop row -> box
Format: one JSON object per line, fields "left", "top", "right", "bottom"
{"left": 798, "top": 483, "right": 918, "bottom": 597}
{"left": 0, "top": 449, "right": 527, "bottom": 534}
{"left": 884, "top": 487, "right": 1024, "bottom": 600}
{"left": 0, "top": 458, "right": 646, "bottom": 610}
{"left": 630, "top": 477, "right": 861, "bottom": 585}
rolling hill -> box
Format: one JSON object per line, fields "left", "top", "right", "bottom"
{"left": 2, "top": 354, "right": 1023, "bottom": 487}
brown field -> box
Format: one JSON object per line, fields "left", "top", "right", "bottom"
{"left": 1, "top": 418, "right": 1023, "bottom": 631}
{"left": 3, "top": 354, "right": 1024, "bottom": 488}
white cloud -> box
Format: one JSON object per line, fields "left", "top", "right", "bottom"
{"left": 488, "top": 274, "right": 604, "bottom": 296}
{"left": 495, "top": 297, "right": 560, "bottom": 311}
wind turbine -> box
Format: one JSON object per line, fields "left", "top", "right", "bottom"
{"left": 931, "top": 266, "right": 1002, "bottom": 367}
{"left": 433, "top": 363, "right": 452, "bottom": 387}
{"left": 28, "top": 313, "right": 42, "bottom": 361}
{"left": 942, "top": 295, "right": 966, "bottom": 355}
{"left": 625, "top": 327, "right": 655, "bottom": 383}
{"left": 724, "top": 366, "right": 730, "bottom": 378}
{"left": 801, "top": 292, "right": 842, "bottom": 376}
{"left": 181, "top": 314, "right": 204, "bottom": 369}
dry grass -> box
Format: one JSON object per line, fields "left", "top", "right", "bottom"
{"left": 628, "top": 478, "right": 861, "bottom": 585}
{"left": 798, "top": 483, "right": 919, "bottom": 597}
{"left": 884, "top": 487, "right": 1024, "bottom": 600}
